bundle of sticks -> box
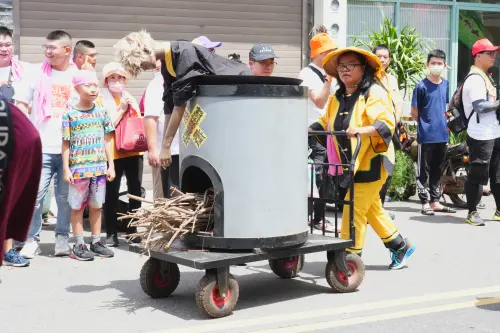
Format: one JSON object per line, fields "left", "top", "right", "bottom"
{"left": 120, "top": 188, "right": 215, "bottom": 253}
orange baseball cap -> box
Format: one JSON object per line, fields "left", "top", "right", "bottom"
{"left": 310, "top": 33, "right": 337, "bottom": 59}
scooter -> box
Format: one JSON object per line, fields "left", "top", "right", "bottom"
{"left": 440, "top": 142, "right": 469, "bottom": 209}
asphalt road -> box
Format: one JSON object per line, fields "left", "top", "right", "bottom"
{"left": 1, "top": 193, "right": 500, "bottom": 333}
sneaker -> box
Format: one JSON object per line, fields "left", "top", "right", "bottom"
{"left": 493, "top": 210, "right": 500, "bottom": 221}
{"left": 54, "top": 235, "right": 71, "bottom": 257}
{"left": 3, "top": 249, "right": 30, "bottom": 267}
{"left": 389, "top": 238, "right": 416, "bottom": 270}
{"left": 466, "top": 211, "right": 485, "bottom": 226}
{"left": 106, "top": 233, "right": 119, "bottom": 247}
{"left": 388, "top": 212, "right": 395, "bottom": 220}
{"left": 71, "top": 244, "right": 94, "bottom": 261}
{"left": 313, "top": 219, "right": 336, "bottom": 233}
{"left": 90, "top": 242, "right": 114, "bottom": 258}
{"left": 20, "top": 238, "right": 41, "bottom": 259}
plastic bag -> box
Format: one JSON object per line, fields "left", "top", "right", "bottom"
{"left": 308, "top": 158, "right": 319, "bottom": 198}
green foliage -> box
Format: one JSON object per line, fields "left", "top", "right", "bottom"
{"left": 352, "top": 17, "right": 434, "bottom": 97}
{"left": 449, "top": 131, "right": 467, "bottom": 145}
{"left": 387, "top": 150, "right": 416, "bottom": 201}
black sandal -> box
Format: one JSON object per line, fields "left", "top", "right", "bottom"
{"left": 433, "top": 206, "right": 456, "bottom": 213}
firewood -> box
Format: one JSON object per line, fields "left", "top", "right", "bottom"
{"left": 124, "top": 189, "right": 215, "bottom": 253}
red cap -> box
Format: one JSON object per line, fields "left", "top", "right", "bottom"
{"left": 472, "top": 38, "right": 500, "bottom": 56}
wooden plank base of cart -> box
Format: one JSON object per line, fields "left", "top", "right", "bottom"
{"left": 129, "top": 234, "right": 365, "bottom": 319}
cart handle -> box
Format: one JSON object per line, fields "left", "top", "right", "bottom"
{"left": 308, "top": 131, "right": 361, "bottom": 166}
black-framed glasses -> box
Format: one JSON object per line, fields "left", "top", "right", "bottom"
{"left": 337, "top": 63, "right": 363, "bottom": 72}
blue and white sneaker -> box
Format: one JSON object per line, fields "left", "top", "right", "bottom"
{"left": 3, "top": 249, "right": 30, "bottom": 267}
{"left": 389, "top": 238, "right": 415, "bottom": 270}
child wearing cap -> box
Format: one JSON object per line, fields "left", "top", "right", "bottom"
{"left": 62, "top": 70, "right": 116, "bottom": 261}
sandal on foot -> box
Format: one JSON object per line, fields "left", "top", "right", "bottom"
{"left": 421, "top": 207, "right": 435, "bottom": 215}
{"left": 433, "top": 206, "right": 456, "bottom": 213}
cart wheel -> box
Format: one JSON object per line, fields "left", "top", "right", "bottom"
{"left": 195, "top": 273, "right": 239, "bottom": 318}
{"left": 140, "top": 258, "right": 180, "bottom": 298}
{"left": 268, "top": 255, "right": 305, "bottom": 279}
{"left": 325, "top": 253, "right": 364, "bottom": 293}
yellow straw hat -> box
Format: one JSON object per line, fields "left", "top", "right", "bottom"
{"left": 322, "top": 47, "right": 382, "bottom": 78}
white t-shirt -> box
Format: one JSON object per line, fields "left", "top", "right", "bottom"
{"left": 298, "top": 63, "right": 336, "bottom": 126}
{"left": 0, "top": 60, "right": 31, "bottom": 103}
{"left": 143, "top": 72, "right": 180, "bottom": 155}
{"left": 16, "top": 64, "right": 78, "bottom": 154}
{"left": 462, "top": 73, "right": 500, "bottom": 141}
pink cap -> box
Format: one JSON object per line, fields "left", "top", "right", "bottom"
{"left": 73, "top": 70, "right": 99, "bottom": 86}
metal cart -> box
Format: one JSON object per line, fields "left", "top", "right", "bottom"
{"left": 129, "top": 131, "right": 364, "bottom": 319}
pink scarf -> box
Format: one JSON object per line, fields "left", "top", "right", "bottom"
{"left": 10, "top": 56, "right": 23, "bottom": 82}
{"left": 326, "top": 120, "right": 343, "bottom": 176}
{"left": 36, "top": 59, "right": 76, "bottom": 123}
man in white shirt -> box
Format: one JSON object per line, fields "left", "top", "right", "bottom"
{"left": 299, "top": 29, "right": 337, "bottom": 233}
{"left": 462, "top": 38, "right": 500, "bottom": 226}
{"left": 73, "top": 40, "right": 98, "bottom": 70}
{"left": 143, "top": 60, "right": 180, "bottom": 199}
{"left": 16, "top": 30, "right": 78, "bottom": 258}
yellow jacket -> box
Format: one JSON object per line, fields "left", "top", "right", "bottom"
{"left": 317, "top": 84, "right": 396, "bottom": 182}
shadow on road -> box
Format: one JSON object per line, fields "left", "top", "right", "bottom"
{"left": 65, "top": 265, "right": 334, "bottom": 321}
{"left": 409, "top": 214, "right": 465, "bottom": 225}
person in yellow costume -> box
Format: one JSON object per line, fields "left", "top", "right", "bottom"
{"left": 309, "top": 47, "right": 415, "bottom": 270}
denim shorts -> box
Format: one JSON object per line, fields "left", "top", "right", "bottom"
{"left": 68, "top": 175, "right": 106, "bottom": 210}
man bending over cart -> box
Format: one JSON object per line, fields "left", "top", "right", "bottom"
{"left": 114, "top": 31, "right": 251, "bottom": 171}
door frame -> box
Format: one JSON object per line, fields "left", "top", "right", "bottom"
{"left": 450, "top": 2, "right": 500, "bottom": 90}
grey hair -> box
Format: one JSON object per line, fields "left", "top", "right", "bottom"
{"left": 310, "top": 24, "right": 328, "bottom": 37}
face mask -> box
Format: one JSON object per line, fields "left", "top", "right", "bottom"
{"left": 108, "top": 81, "right": 125, "bottom": 93}
{"left": 429, "top": 65, "right": 445, "bottom": 76}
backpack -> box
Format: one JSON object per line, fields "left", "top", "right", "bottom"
{"left": 446, "top": 73, "right": 489, "bottom": 134}
{"left": 307, "top": 64, "right": 326, "bottom": 83}
{"left": 363, "top": 80, "right": 402, "bottom": 150}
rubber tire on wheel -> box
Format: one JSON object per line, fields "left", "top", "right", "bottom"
{"left": 268, "top": 255, "right": 305, "bottom": 279}
{"left": 325, "top": 253, "right": 365, "bottom": 293}
{"left": 447, "top": 165, "right": 468, "bottom": 209}
{"left": 195, "top": 273, "right": 239, "bottom": 318}
{"left": 140, "top": 258, "right": 180, "bottom": 298}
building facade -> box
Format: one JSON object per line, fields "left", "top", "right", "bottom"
{"left": 344, "top": 0, "right": 500, "bottom": 92}
{"left": 5, "top": 0, "right": 500, "bottom": 99}
{"left": 11, "top": 0, "right": 311, "bottom": 98}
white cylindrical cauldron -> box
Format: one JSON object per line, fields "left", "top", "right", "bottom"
{"left": 179, "top": 76, "right": 308, "bottom": 250}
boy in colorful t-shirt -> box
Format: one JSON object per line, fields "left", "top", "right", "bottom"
{"left": 62, "top": 70, "right": 116, "bottom": 261}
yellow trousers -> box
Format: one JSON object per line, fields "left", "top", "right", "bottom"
{"left": 340, "top": 172, "right": 400, "bottom": 254}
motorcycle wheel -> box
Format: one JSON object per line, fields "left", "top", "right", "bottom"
{"left": 446, "top": 164, "right": 468, "bottom": 209}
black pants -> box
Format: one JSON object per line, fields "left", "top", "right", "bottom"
{"left": 465, "top": 136, "right": 500, "bottom": 213}
{"left": 417, "top": 143, "right": 447, "bottom": 204}
{"left": 380, "top": 175, "right": 393, "bottom": 205}
{"left": 161, "top": 155, "right": 180, "bottom": 198}
{"left": 308, "top": 136, "right": 327, "bottom": 222}
{"left": 104, "top": 156, "right": 144, "bottom": 236}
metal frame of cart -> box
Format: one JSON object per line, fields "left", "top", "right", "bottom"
{"left": 128, "top": 131, "right": 365, "bottom": 319}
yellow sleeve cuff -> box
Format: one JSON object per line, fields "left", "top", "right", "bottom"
{"left": 165, "top": 47, "right": 176, "bottom": 78}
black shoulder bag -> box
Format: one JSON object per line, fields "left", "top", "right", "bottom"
{"left": 0, "top": 68, "right": 15, "bottom": 102}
